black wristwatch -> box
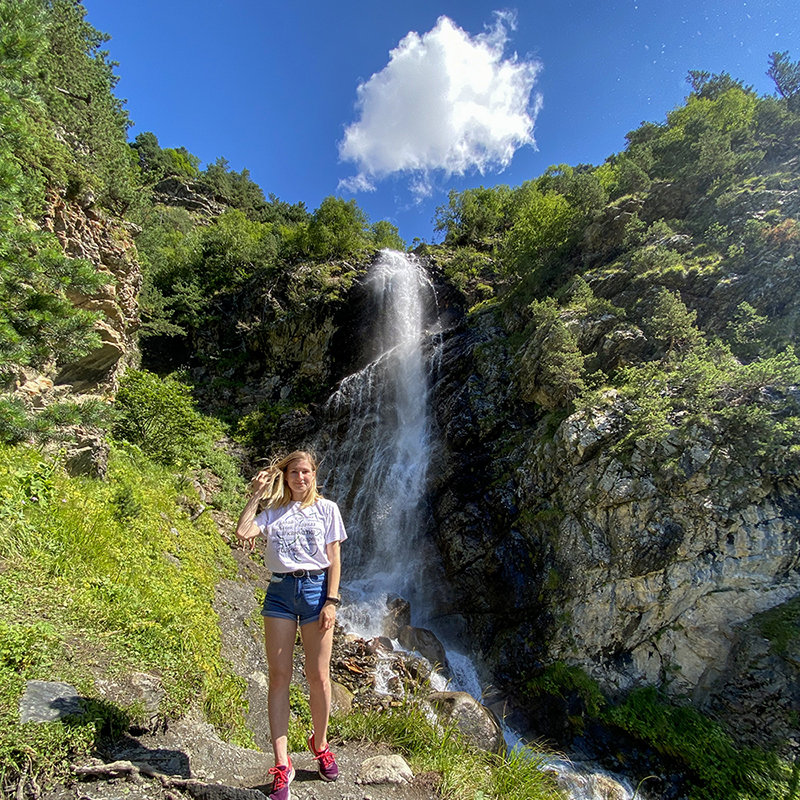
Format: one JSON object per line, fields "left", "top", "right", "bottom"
{"left": 325, "top": 596, "right": 341, "bottom": 606}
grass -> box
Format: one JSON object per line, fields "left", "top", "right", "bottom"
{"left": 330, "top": 699, "right": 563, "bottom": 800}
{"left": 0, "top": 441, "right": 252, "bottom": 795}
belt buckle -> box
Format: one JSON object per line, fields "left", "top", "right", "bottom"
{"left": 292, "top": 569, "right": 306, "bottom": 578}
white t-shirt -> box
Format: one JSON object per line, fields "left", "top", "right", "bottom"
{"left": 254, "top": 497, "right": 347, "bottom": 573}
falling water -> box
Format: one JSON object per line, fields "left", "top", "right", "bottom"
{"left": 317, "top": 249, "right": 439, "bottom": 609}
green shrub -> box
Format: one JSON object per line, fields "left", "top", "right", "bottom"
{"left": 0, "top": 440, "right": 252, "bottom": 788}
{"left": 113, "top": 370, "right": 223, "bottom": 468}
{"left": 607, "top": 687, "right": 790, "bottom": 800}
{"left": 525, "top": 662, "right": 606, "bottom": 718}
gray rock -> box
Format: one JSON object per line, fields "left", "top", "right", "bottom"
{"left": 330, "top": 680, "right": 354, "bottom": 714}
{"left": 20, "top": 680, "right": 83, "bottom": 723}
{"left": 64, "top": 431, "right": 110, "bottom": 479}
{"left": 184, "top": 786, "right": 267, "bottom": 800}
{"left": 95, "top": 671, "right": 165, "bottom": 714}
{"left": 356, "top": 754, "right": 413, "bottom": 785}
{"left": 427, "top": 691, "right": 505, "bottom": 754}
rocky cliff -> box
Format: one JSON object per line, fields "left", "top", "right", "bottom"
{"left": 41, "top": 193, "right": 142, "bottom": 391}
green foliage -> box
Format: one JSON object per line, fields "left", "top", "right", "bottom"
{"left": 525, "top": 662, "right": 606, "bottom": 718}
{"left": 112, "top": 370, "right": 244, "bottom": 514}
{"left": 306, "top": 196, "right": 372, "bottom": 261}
{"left": 35, "top": 0, "right": 137, "bottom": 211}
{"left": 767, "top": 51, "right": 800, "bottom": 112}
{"left": 433, "top": 185, "right": 514, "bottom": 245}
{"left": 726, "top": 301, "right": 768, "bottom": 361}
{"left": 614, "top": 341, "right": 800, "bottom": 461}
{"left": 287, "top": 683, "right": 313, "bottom": 751}
{"left": 502, "top": 189, "right": 578, "bottom": 281}
{"left": 235, "top": 400, "right": 296, "bottom": 451}
{"left": 113, "top": 369, "right": 224, "bottom": 468}
{"left": 526, "top": 319, "right": 586, "bottom": 408}
{"left": 163, "top": 146, "right": 201, "bottom": 179}
{"left": 0, "top": 0, "right": 164, "bottom": 389}
{"left": 750, "top": 596, "right": 800, "bottom": 657}
{"left": 129, "top": 134, "right": 201, "bottom": 182}
{"left": 607, "top": 687, "right": 790, "bottom": 800}
{"left": 370, "top": 219, "right": 406, "bottom": 251}
{"left": 0, "top": 395, "right": 112, "bottom": 446}
{"left": 0, "top": 441, "right": 251, "bottom": 784}
{"left": 647, "top": 287, "right": 703, "bottom": 355}
{"left": 0, "top": 620, "right": 60, "bottom": 673}
{"left": 436, "top": 247, "right": 500, "bottom": 305}
{"left": 197, "top": 208, "right": 279, "bottom": 292}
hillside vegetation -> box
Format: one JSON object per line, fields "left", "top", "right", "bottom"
{"left": 1, "top": 1, "right": 800, "bottom": 798}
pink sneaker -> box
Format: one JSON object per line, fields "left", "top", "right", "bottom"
{"left": 267, "top": 757, "right": 295, "bottom": 800}
{"left": 307, "top": 732, "right": 339, "bottom": 782}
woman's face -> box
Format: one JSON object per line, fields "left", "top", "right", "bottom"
{"left": 285, "top": 458, "right": 315, "bottom": 500}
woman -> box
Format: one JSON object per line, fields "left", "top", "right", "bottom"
{"left": 236, "top": 450, "right": 346, "bottom": 800}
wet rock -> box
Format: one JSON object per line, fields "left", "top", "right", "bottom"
{"left": 397, "top": 626, "right": 449, "bottom": 676}
{"left": 427, "top": 691, "right": 505, "bottom": 754}
{"left": 366, "top": 637, "right": 394, "bottom": 654}
{"left": 383, "top": 595, "right": 411, "bottom": 638}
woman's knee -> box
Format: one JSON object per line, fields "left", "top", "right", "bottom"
{"left": 305, "top": 667, "right": 330, "bottom": 691}
{"left": 268, "top": 663, "right": 294, "bottom": 689}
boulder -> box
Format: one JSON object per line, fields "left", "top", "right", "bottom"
{"left": 64, "top": 430, "right": 110, "bottom": 479}
{"left": 330, "top": 680, "right": 354, "bottom": 714}
{"left": 356, "top": 754, "right": 413, "bottom": 785}
{"left": 397, "top": 625, "right": 449, "bottom": 675}
{"left": 20, "top": 680, "right": 83, "bottom": 723}
{"left": 427, "top": 691, "right": 505, "bottom": 754}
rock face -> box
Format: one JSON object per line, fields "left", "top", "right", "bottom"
{"left": 529, "top": 403, "right": 800, "bottom": 694}
{"left": 41, "top": 194, "right": 141, "bottom": 390}
{"left": 426, "top": 301, "right": 800, "bottom": 758}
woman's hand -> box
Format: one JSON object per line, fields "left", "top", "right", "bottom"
{"left": 319, "top": 602, "right": 336, "bottom": 632}
{"left": 248, "top": 468, "right": 275, "bottom": 495}
{"left": 236, "top": 468, "right": 276, "bottom": 545}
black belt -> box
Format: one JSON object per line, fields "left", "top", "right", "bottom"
{"left": 280, "top": 569, "right": 325, "bottom": 578}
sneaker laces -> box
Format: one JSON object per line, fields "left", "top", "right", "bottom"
{"left": 268, "top": 765, "right": 291, "bottom": 790}
{"left": 315, "top": 747, "right": 336, "bottom": 770}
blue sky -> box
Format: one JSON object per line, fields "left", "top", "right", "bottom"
{"left": 82, "top": 0, "right": 799, "bottom": 244}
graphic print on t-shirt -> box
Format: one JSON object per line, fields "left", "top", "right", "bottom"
{"left": 271, "top": 508, "right": 322, "bottom": 563}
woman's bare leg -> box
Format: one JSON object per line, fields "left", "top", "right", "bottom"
{"left": 264, "top": 617, "right": 298, "bottom": 765}
{"left": 300, "top": 619, "right": 334, "bottom": 748}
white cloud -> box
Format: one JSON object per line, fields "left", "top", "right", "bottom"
{"left": 338, "top": 12, "right": 542, "bottom": 193}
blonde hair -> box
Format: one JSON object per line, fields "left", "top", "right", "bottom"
{"left": 258, "top": 450, "right": 322, "bottom": 510}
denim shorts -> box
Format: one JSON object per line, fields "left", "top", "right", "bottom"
{"left": 262, "top": 572, "right": 328, "bottom": 626}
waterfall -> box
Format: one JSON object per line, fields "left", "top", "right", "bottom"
{"left": 316, "top": 249, "right": 440, "bottom": 612}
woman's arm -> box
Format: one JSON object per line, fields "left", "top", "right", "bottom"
{"left": 319, "top": 540, "right": 341, "bottom": 632}
{"left": 235, "top": 471, "right": 270, "bottom": 543}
